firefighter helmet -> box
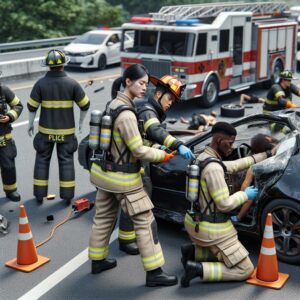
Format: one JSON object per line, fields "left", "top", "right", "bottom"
{"left": 279, "top": 70, "right": 296, "bottom": 81}
{"left": 41, "top": 49, "right": 70, "bottom": 67}
{"left": 150, "top": 75, "right": 186, "bottom": 102}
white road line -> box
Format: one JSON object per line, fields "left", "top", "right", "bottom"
{"left": 12, "top": 118, "right": 39, "bottom": 128}
{"left": 18, "top": 229, "right": 118, "bottom": 300}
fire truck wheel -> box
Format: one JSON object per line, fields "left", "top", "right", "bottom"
{"left": 98, "top": 54, "right": 107, "bottom": 70}
{"left": 202, "top": 76, "right": 219, "bottom": 107}
{"left": 220, "top": 104, "right": 245, "bottom": 118}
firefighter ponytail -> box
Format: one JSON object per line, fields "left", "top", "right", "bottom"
{"left": 111, "top": 77, "right": 123, "bottom": 99}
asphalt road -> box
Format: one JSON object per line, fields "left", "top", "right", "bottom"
{"left": 0, "top": 66, "right": 299, "bottom": 300}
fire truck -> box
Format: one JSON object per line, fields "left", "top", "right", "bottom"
{"left": 120, "top": 2, "right": 298, "bottom": 107}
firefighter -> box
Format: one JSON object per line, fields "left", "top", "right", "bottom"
{"left": 27, "top": 49, "right": 90, "bottom": 204}
{"left": 113, "top": 75, "right": 195, "bottom": 255}
{"left": 180, "top": 122, "right": 276, "bottom": 287}
{"left": 263, "top": 70, "right": 300, "bottom": 112}
{"left": 0, "top": 83, "right": 23, "bottom": 202}
{"left": 89, "top": 64, "right": 178, "bottom": 287}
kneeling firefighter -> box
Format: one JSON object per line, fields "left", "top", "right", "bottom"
{"left": 116, "top": 75, "right": 195, "bottom": 255}
{"left": 181, "top": 122, "right": 276, "bottom": 287}
{"left": 88, "top": 64, "right": 178, "bottom": 287}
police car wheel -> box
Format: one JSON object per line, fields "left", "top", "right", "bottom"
{"left": 98, "top": 54, "right": 107, "bottom": 70}
{"left": 220, "top": 104, "right": 245, "bottom": 118}
{"left": 261, "top": 199, "right": 300, "bottom": 264}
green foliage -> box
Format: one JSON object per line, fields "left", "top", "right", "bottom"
{"left": 0, "top": 0, "right": 124, "bottom": 43}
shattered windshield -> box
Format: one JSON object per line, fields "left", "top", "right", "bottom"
{"left": 253, "top": 132, "right": 297, "bottom": 196}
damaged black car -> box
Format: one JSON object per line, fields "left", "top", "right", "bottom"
{"left": 79, "top": 110, "right": 300, "bottom": 264}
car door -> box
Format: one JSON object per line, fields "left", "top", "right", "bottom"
{"left": 106, "top": 33, "right": 121, "bottom": 64}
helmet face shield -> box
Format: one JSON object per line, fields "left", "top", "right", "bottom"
{"left": 150, "top": 75, "right": 185, "bottom": 101}
{"left": 41, "top": 49, "right": 70, "bottom": 67}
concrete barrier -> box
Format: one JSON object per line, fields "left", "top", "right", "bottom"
{"left": 0, "top": 57, "right": 46, "bottom": 80}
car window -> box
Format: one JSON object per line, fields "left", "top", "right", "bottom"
{"left": 108, "top": 34, "right": 120, "bottom": 44}
{"left": 73, "top": 33, "right": 107, "bottom": 45}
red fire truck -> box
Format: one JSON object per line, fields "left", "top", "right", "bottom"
{"left": 120, "top": 2, "right": 298, "bottom": 107}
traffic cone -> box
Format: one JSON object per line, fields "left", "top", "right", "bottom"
{"left": 246, "top": 213, "right": 289, "bottom": 289}
{"left": 5, "top": 205, "right": 50, "bottom": 272}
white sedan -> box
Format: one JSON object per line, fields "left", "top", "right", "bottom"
{"left": 64, "top": 30, "right": 133, "bottom": 70}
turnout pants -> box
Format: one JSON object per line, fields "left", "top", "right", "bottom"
{"left": 89, "top": 187, "right": 165, "bottom": 271}
{"left": 0, "top": 139, "right": 17, "bottom": 193}
{"left": 33, "top": 133, "right": 78, "bottom": 200}
{"left": 118, "top": 167, "right": 152, "bottom": 245}
{"left": 184, "top": 214, "right": 254, "bottom": 282}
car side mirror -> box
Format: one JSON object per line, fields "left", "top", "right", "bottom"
{"left": 107, "top": 41, "right": 114, "bottom": 46}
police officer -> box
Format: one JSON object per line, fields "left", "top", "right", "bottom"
{"left": 180, "top": 122, "right": 275, "bottom": 287}
{"left": 27, "top": 49, "right": 90, "bottom": 204}
{"left": 116, "top": 75, "right": 195, "bottom": 255}
{"left": 89, "top": 64, "right": 177, "bottom": 287}
{"left": 0, "top": 82, "right": 23, "bottom": 201}
{"left": 263, "top": 70, "right": 300, "bottom": 112}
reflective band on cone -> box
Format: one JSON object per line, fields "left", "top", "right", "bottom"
{"left": 246, "top": 213, "right": 289, "bottom": 289}
{"left": 5, "top": 205, "right": 50, "bottom": 272}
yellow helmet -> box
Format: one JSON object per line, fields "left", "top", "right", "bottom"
{"left": 150, "top": 75, "right": 186, "bottom": 102}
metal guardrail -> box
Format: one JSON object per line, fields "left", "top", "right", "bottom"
{"left": 0, "top": 36, "right": 77, "bottom": 52}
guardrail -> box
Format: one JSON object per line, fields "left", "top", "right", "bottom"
{"left": 0, "top": 36, "right": 77, "bottom": 52}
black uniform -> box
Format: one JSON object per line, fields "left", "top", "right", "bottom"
{"left": 263, "top": 83, "right": 300, "bottom": 112}
{"left": 119, "top": 96, "right": 183, "bottom": 246}
{"left": 28, "top": 71, "right": 90, "bottom": 201}
{"left": 0, "top": 84, "right": 23, "bottom": 194}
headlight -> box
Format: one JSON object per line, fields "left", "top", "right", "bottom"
{"left": 80, "top": 51, "right": 97, "bottom": 56}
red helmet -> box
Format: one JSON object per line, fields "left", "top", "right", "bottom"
{"left": 150, "top": 75, "right": 186, "bottom": 102}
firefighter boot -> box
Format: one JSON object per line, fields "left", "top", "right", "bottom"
{"left": 119, "top": 242, "right": 139, "bottom": 255}
{"left": 181, "top": 243, "right": 195, "bottom": 269}
{"left": 6, "top": 191, "right": 21, "bottom": 202}
{"left": 91, "top": 258, "right": 117, "bottom": 274}
{"left": 36, "top": 197, "right": 43, "bottom": 204}
{"left": 181, "top": 261, "right": 203, "bottom": 288}
{"left": 63, "top": 198, "right": 72, "bottom": 206}
{"left": 146, "top": 267, "right": 178, "bottom": 287}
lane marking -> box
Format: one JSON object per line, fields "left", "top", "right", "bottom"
{"left": 18, "top": 229, "right": 118, "bottom": 300}
{"left": 11, "top": 73, "right": 119, "bottom": 91}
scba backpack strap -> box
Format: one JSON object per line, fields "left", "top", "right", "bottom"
{"left": 97, "top": 104, "right": 141, "bottom": 173}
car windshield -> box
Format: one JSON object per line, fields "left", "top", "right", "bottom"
{"left": 73, "top": 33, "right": 107, "bottom": 45}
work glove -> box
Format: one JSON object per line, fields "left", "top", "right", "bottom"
{"left": 162, "top": 151, "right": 176, "bottom": 163}
{"left": 178, "top": 145, "right": 195, "bottom": 159}
{"left": 27, "top": 124, "right": 34, "bottom": 137}
{"left": 230, "top": 215, "right": 240, "bottom": 223}
{"left": 245, "top": 185, "right": 258, "bottom": 201}
{"left": 286, "top": 101, "right": 297, "bottom": 108}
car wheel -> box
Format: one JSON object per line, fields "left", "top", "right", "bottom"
{"left": 261, "top": 199, "right": 300, "bottom": 264}
{"left": 263, "top": 60, "right": 283, "bottom": 88}
{"left": 220, "top": 104, "right": 245, "bottom": 118}
{"left": 201, "top": 76, "right": 219, "bottom": 108}
{"left": 98, "top": 54, "right": 107, "bottom": 70}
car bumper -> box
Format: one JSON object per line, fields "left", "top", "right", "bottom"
{"left": 67, "top": 55, "right": 97, "bottom": 68}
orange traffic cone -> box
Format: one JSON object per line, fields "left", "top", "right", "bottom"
{"left": 246, "top": 213, "right": 289, "bottom": 289}
{"left": 5, "top": 205, "right": 50, "bottom": 272}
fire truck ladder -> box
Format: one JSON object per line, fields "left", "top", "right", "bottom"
{"left": 151, "top": 2, "right": 290, "bottom": 23}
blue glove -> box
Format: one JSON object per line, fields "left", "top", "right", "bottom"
{"left": 245, "top": 186, "right": 258, "bottom": 201}
{"left": 160, "top": 145, "right": 167, "bottom": 150}
{"left": 178, "top": 145, "right": 195, "bottom": 159}
{"left": 231, "top": 215, "right": 240, "bottom": 223}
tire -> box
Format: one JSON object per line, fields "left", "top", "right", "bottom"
{"left": 220, "top": 104, "right": 245, "bottom": 118}
{"left": 261, "top": 199, "right": 300, "bottom": 264}
{"left": 98, "top": 54, "right": 107, "bottom": 70}
{"left": 263, "top": 60, "right": 283, "bottom": 88}
{"left": 201, "top": 76, "right": 219, "bottom": 108}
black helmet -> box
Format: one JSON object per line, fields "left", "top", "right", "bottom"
{"left": 41, "top": 49, "right": 70, "bottom": 67}
{"left": 279, "top": 70, "right": 296, "bottom": 81}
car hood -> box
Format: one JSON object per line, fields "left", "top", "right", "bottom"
{"left": 64, "top": 44, "right": 101, "bottom": 53}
